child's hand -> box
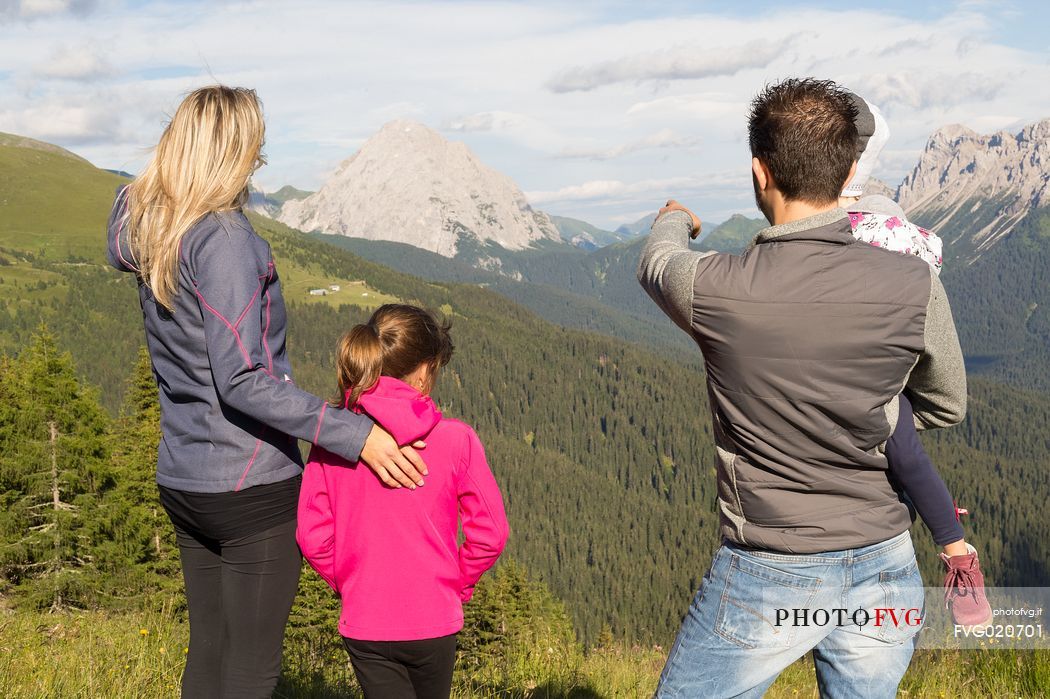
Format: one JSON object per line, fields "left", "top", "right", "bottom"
{"left": 359, "top": 425, "right": 429, "bottom": 489}
{"left": 658, "top": 199, "right": 702, "bottom": 239}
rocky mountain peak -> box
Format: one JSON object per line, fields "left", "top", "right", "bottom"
{"left": 897, "top": 118, "right": 1048, "bottom": 257}
{"left": 278, "top": 120, "right": 559, "bottom": 257}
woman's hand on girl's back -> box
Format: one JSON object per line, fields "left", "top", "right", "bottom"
{"left": 359, "top": 424, "right": 429, "bottom": 489}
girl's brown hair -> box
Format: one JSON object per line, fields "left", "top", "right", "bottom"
{"left": 337, "top": 304, "right": 454, "bottom": 406}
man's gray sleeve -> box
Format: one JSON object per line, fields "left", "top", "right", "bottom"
{"left": 907, "top": 269, "right": 967, "bottom": 429}
{"left": 636, "top": 210, "right": 717, "bottom": 334}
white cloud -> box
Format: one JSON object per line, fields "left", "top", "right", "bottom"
{"left": 445, "top": 110, "right": 528, "bottom": 133}
{"left": 626, "top": 92, "right": 745, "bottom": 120}
{"left": 0, "top": 0, "right": 96, "bottom": 20}
{"left": 556, "top": 128, "right": 698, "bottom": 161}
{"left": 0, "top": 100, "right": 118, "bottom": 144}
{"left": 546, "top": 36, "right": 799, "bottom": 93}
{"left": 0, "top": 82, "right": 171, "bottom": 150}
{"left": 526, "top": 172, "right": 747, "bottom": 205}
{"left": 442, "top": 110, "right": 566, "bottom": 153}
{"left": 366, "top": 101, "right": 426, "bottom": 124}
{"left": 853, "top": 71, "right": 1006, "bottom": 111}
{"left": 32, "top": 44, "right": 113, "bottom": 80}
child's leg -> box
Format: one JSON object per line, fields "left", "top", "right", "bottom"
{"left": 399, "top": 634, "right": 457, "bottom": 699}
{"left": 886, "top": 394, "right": 965, "bottom": 549}
{"left": 343, "top": 635, "right": 456, "bottom": 699}
{"left": 890, "top": 394, "right": 992, "bottom": 627}
{"left": 342, "top": 638, "right": 417, "bottom": 698}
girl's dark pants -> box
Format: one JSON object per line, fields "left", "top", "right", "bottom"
{"left": 342, "top": 634, "right": 458, "bottom": 699}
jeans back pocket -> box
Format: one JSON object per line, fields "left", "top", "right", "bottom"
{"left": 876, "top": 558, "right": 925, "bottom": 643}
{"left": 715, "top": 551, "right": 825, "bottom": 650}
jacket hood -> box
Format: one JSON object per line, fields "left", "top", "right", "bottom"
{"left": 106, "top": 184, "right": 140, "bottom": 274}
{"left": 353, "top": 376, "right": 442, "bottom": 446}
{"left": 842, "top": 95, "right": 889, "bottom": 198}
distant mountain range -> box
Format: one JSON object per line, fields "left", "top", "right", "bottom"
{"left": 325, "top": 213, "right": 766, "bottom": 359}
{"left": 548, "top": 215, "right": 636, "bottom": 250}
{"left": 255, "top": 116, "right": 1048, "bottom": 265}
{"left": 248, "top": 184, "right": 312, "bottom": 218}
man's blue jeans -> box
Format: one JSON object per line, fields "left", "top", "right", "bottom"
{"left": 655, "top": 530, "right": 923, "bottom": 698}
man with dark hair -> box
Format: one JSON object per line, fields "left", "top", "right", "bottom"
{"left": 637, "top": 78, "right": 966, "bottom": 697}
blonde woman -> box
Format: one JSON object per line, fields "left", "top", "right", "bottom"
{"left": 106, "top": 86, "right": 428, "bottom": 698}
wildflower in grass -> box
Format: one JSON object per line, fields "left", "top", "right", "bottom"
{"left": 140, "top": 628, "right": 149, "bottom": 636}
{"left": 159, "top": 647, "right": 166, "bottom": 654}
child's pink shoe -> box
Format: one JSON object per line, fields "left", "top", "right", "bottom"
{"left": 941, "top": 544, "right": 993, "bottom": 629}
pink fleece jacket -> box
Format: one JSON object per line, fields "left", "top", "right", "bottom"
{"left": 296, "top": 376, "right": 509, "bottom": 641}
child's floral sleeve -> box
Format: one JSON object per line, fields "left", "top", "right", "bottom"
{"left": 848, "top": 211, "right": 943, "bottom": 273}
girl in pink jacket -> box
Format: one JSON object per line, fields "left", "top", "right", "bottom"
{"left": 296, "top": 304, "right": 509, "bottom": 699}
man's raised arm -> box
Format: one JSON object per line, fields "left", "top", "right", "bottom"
{"left": 636, "top": 202, "right": 713, "bottom": 335}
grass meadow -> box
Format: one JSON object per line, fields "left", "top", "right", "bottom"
{"left": 1, "top": 604, "right": 1047, "bottom": 698}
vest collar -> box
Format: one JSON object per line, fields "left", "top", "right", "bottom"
{"left": 749, "top": 207, "right": 853, "bottom": 250}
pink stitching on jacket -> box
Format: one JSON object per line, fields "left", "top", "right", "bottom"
{"left": 233, "top": 278, "right": 263, "bottom": 329}
{"left": 313, "top": 403, "right": 328, "bottom": 444}
{"left": 194, "top": 288, "right": 253, "bottom": 367}
{"left": 235, "top": 439, "right": 263, "bottom": 491}
{"left": 263, "top": 289, "right": 274, "bottom": 375}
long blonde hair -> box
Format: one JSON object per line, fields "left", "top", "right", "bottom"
{"left": 124, "top": 85, "right": 266, "bottom": 310}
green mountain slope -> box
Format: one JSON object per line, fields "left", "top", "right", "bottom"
{"left": 308, "top": 234, "right": 691, "bottom": 352}
{"left": 461, "top": 202, "right": 1050, "bottom": 396}
{"left": 614, "top": 213, "right": 656, "bottom": 237}
{"left": 268, "top": 184, "right": 313, "bottom": 205}
{"left": 248, "top": 184, "right": 314, "bottom": 217}
{"left": 0, "top": 132, "right": 127, "bottom": 261}
{"left": 0, "top": 133, "right": 1048, "bottom": 648}
{"left": 941, "top": 207, "right": 1050, "bottom": 391}
{"left": 461, "top": 214, "right": 764, "bottom": 322}
{"left": 698, "top": 213, "right": 765, "bottom": 253}
{"left": 329, "top": 210, "right": 761, "bottom": 339}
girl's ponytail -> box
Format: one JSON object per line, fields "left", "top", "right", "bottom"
{"left": 334, "top": 304, "right": 454, "bottom": 407}
{"left": 337, "top": 323, "right": 385, "bottom": 406}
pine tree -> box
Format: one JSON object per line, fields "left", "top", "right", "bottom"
{"left": 92, "top": 347, "right": 181, "bottom": 606}
{"left": 459, "top": 558, "right": 577, "bottom": 671}
{"left": 0, "top": 326, "right": 111, "bottom": 610}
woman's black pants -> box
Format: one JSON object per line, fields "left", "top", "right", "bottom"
{"left": 172, "top": 517, "right": 301, "bottom": 698}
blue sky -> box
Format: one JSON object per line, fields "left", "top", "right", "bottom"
{"left": 1, "top": 0, "right": 1047, "bottom": 227}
